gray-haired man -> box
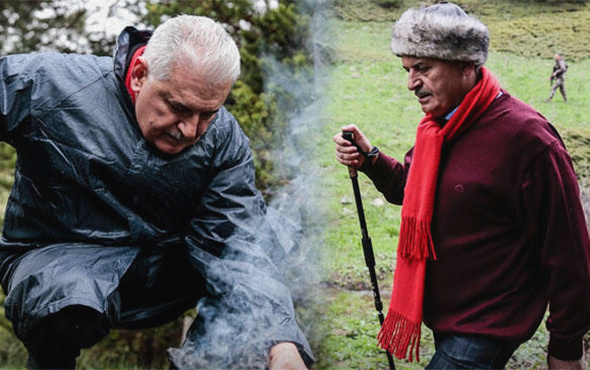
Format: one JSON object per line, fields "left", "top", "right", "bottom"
{"left": 334, "top": 2, "right": 589, "bottom": 369}
{"left": 0, "top": 15, "right": 312, "bottom": 369}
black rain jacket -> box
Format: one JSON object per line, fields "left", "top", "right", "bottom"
{"left": 0, "top": 27, "right": 313, "bottom": 366}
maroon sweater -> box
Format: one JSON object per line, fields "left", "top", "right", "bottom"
{"left": 365, "top": 92, "right": 590, "bottom": 360}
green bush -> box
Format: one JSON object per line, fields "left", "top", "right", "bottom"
{"left": 373, "top": 0, "right": 405, "bottom": 9}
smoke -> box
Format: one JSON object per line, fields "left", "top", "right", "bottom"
{"left": 167, "top": 1, "right": 333, "bottom": 368}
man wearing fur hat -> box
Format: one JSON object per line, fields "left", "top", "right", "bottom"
{"left": 334, "top": 2, "right": 590, "bottom": 369}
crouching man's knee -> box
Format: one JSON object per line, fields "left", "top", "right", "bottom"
{"left": 23, "top": 305, "right": 110, "bottom": 370}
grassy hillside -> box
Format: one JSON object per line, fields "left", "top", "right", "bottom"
{"left": 332, "top": 0, "right": 590, "bottom": 59}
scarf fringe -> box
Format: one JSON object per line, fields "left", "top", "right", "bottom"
{"left": 377, "top": 309, "right": 421, "bottom": 362}
{"left": 398, "top": 216, "right": 437, "bottom": 260}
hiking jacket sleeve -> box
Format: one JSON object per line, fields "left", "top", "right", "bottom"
{"left": 362, "top": 148, "right": 415, "bottom": 205}
{"left": 520, "top": 141, "right": 590, "bottom": 361}
{"left": 0, "top": 53, "right": 59, "bottom": 143}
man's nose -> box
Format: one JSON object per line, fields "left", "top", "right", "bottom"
{"left": 177, "top": 114, "right": 199, "bottom": 140}
{"left": 407, "top": 71, "right": 421, "bottom": 91}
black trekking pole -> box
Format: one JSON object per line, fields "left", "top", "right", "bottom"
{"left": 342, "top": 131, "right": 395, "bottom": 370}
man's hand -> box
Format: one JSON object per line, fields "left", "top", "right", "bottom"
{"left": 333, "top": 124, "right": 373, "bottom": 169}
{"left": 269, "top": 342, "right": 308, "bottom": 370}
{"left": 548, "top": 355, "right": 587, "bottom": 370}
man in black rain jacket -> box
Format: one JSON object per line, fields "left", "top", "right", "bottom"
{"left": 0, "top": 15, "right": 313, "bottom": 369}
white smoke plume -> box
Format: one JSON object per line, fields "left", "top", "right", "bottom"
{"left": 167, "top": 1, "right": 333, "bottom": 368}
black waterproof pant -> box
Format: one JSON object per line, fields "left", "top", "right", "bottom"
{"left": 0, "top": 245, "right": 209, "bottom": 369}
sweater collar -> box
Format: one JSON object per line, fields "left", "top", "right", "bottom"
{"left": 444, "top": 91, "right": 503, "bottom": 122}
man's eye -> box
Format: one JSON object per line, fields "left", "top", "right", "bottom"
{"left": 201, "top": 112, "right": 216, "bottom": 119}
{"left": 167, "top": 101, "right": 189, "bottom": 114}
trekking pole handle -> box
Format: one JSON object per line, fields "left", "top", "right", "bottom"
{"left": 342, "top": 131, "right": 359, "bottom": 178}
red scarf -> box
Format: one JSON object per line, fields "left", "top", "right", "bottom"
{"left": 377, "top": 67, "right": 500, "bottom": 362}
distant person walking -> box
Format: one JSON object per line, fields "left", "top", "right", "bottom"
{"left": 545, "top": 52, "right": 568, "bottom": 102}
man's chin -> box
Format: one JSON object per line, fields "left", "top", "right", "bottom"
{"left": 420, "top": 104, "right": 431, "bottom": 114}
{"left": 152, "top": 136, "right": 199, "bottom": 156}
{"left": 155, "top": 143, "right": 186, "bottom": 156}
{"left": 420, "top": 105, "right": 444, "bottom": 117}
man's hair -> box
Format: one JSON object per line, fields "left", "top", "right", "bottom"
{"left": 142, "top": 15, "right": 241, "bottom": 85}
{"left": 391, "top": 2, "right": 489, "bottom": 67}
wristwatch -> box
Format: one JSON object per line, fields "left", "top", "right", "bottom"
{"left": 359, "top": 146, "right": 379, "bottom": 172}
{"left": 363, "top": 146, "right": 379, "bottom": 159}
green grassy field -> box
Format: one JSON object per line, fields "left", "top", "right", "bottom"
{"left": 314, "top": 1, "right": 590, "bottom": 368}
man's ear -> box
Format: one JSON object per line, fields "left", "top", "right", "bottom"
{"left": 461, "top": 61, "right": 477, "bottom": 75}
{"left": 130, "top": 57, "right": 148, "bottom": 94}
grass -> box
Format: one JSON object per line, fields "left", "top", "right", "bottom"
{"left": 313, "top": 1, "right": 590, "bottom": 367}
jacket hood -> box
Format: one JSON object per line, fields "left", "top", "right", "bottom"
{"left": 113, "top": 26, "right": 152, "bottom": 81}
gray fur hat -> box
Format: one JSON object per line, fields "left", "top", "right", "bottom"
{"left": 391, "top": 2, "right": 489, "bottom": 66}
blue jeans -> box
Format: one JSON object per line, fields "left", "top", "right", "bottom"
{"left": 425, "top": 333, "right": 518, "bottom": 369}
